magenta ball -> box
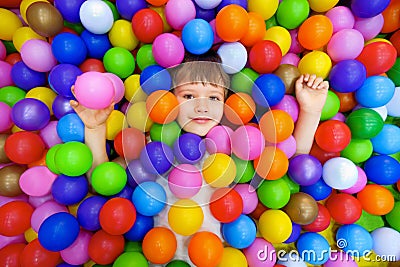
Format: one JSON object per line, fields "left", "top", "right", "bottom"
{"left": 271, "top": 95, "right": 299, "bottom": 123}
{"left": 281, "top": 52, "right": 300, "bottom": 66}
{"left": 233, "top": 184, "right": 258, "bottom": 214}
{"left": 354, "top": 14, "right": 384, "bottom": 41}
{"left": 324, "top": 251, "right": 358, "bottom": 267}
{"left": 0, "top": 61, "right": 13, "bottom": 88}
{"left": 209, "top": 19, "right": 223, "bottom": 44}
{"left": 20, "top": 39, "right": 57, "bottom": 72}
{"left": 168, "top": 164, "right": 202, "bottom": 198}
{"left": 231, "top": 125, "right": 265, "bottom": 160}
{"left": 330, "top": 112, "right": 346, "bottom": 122}
{"left": 0, "top": 102, "right": 13, "bottom": 132}
{"left": 327, "top": 29, "right": 365, "bottom": 62}
{"left": 31, "top": 200, "right": 69, "bottom": 232}
{"left": 276, "top": 135, "right": 297, "bottom": 159}
{"left": 325, "top": 6, "right": 355, "bottom": 33}
{"left": 0, "top": 42, "right": 6, "bottom": 60}
{"left": 60, "top": 230, "right": 92, "bottom": 265}
{"left": 205, "top": 125, "right": 233, "bottom": 155}
{"left": 152, "top": 33, "right": 185, "bottom": 68}
{"left": 288, "top": 29, "right": 304, "bottom": 54}
{"left": 340, "top": 166, "right": 367, "bottom": 194}
{"left": 73, "top": 71, "right": 115, "bottom": 109}
{"left": 103, "top": 72, "right": 125, "bottom": 103}
{"left": 39, "top": 121, "right": 63, "bottom": 148}
{"left": 19, "top": 166, "right": 58, "bottom": 197}
{"left": 165, "top": 0, "right": 196, "bottom": 30}
{"left": 0, "top": 234, "right": 25, "bottom": 250}
{"left": 243, "top": 237, "right": 276, "bottom": 267}
{"left": 28, "top": 193, "right": 53, "bottom": 208}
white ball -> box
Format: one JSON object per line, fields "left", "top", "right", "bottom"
{"left": 277, "top": 253, "right": 307, "bottom": 267}
{"left": 217, "top": 42, "right": 248, "bottom": 74}
{"left": 322, "top": 157, "right": 358, "bottom": 190}
{"left": 371, "top": 227, "right": 400, "bottom": 261}
{"left": 194, "top": 0, "right": 222, "bottom": 9}
{"left": 79, "top": 0, "right": 114, "bottom": 34}
{"left": 386, "top": 87, "right": 400, "bottom": 117}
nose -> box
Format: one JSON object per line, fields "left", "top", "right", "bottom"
{"left": 194, "top": 97, "right": 209, "bottom": 113}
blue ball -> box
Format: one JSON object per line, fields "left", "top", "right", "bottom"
{"left": 116, "top": 0, "right": 147, "bottom": 20}
{"left": 126, "top": 159, "right": 157, "bottom": 188}
{"left": 52, "top": 95, "right": 75, "bottom": 119}
{"left": 182, "top": 19, "right": 214, "bottom": 55}
{"left": 80, "top": 30, "right": 112, "bottom": 59}
{"left": 48, "top": 63, "right": 82, "bottom": 98}
{"left": 284, "top": 222, "right": 302, "bottom": 244}
{"left": 371, "top": 124, "right": 400, "bottom": 155}
{"left": 38, "top": 212, "right": 80, "bottom": 252}
{"left": 217, "top": 0, "right": 248, "bottom": 11}
{"left": 140, "top": 141, "right": 174, "bottom": 174}
{"left": 112, "top": 184, "right": 134, "bottom": 199}
{"left": 77, "top": 196, "right": 107, "bottom": 231}
{"left": 51, "top": 174, "right": 88, "bottom": 205}
{"left": 140, "top": 65, "right": 172, "bottom": 95}
{"left": 336, "top": 224, "right": 373, "bottom": 256}
{"left": 328, "top": 59, "right": 366, "bottom": 93}
{"left": 195, "top": 3, "right": 216, "bottom": 22}
{"left": 301, "top": 179, "right": 332, "bottom": 201}
{"left": 51, "top": 33, "right": 88, "bottom": 66}
{"left": 124, "top": 213, "right": 154, "bottom": 242}
{"left": 173, "top": 133, "right": 206, "bottom": 164}
{"left": 131, "top": 181, "right": 166, "bottom": 216}
{"left": 355, "top": 75, "right": 395, "bottom": 108}
{"left": 57, "top": 113, "right": 85, "bottom": 143}
{"left": 11, "top": 61, "right": 47, "bottom": 91}
{"left": 252, "top": 74, "right": 285, "bottom": 107}
{"left": 296, "top": 232, "right": 330, "bottom": 265}
{"left": 364, "top": 155, "right": 400, "bottom": 185}
{"left": 222, "top": 214, "right": 257, "bottom": 249}
{"left": 351, "top": 0, "right": 391, "bottom": 18}
{"left": 54, "top": 0, "right": 85, "bottom": 23}
{"left": 57, "top": 263, "right": 81, "bottom": 267}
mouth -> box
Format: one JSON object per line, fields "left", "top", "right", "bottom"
{"left": 191, "top": 117, "right": 212, "bottom": 124}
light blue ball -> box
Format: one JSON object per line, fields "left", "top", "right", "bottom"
{"left": 355, "top": 75, "right": 395, "bottom": 108}
{"left": 131, "top": 181, "right": 166, "bottom": 216}
{"left": 182, "top": 19, "right": 214, "bottom": 55}
{"left": 222, "top": 214, "right": 256, "bottom": 249}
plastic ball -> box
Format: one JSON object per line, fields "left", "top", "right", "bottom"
{"left": 209, "top": 187, "right": 243, "bottom": 223}
{"left": 20, "top": 39, "right": 57, "bottom": 72}
{"left": 53, "top": 0, "right": 85, "bottom": 23}
{"left": 56, "top": 113, "right": 84, "bottom": 142}
{"left": 340, "top": 138, "right": 373, "bottom": 164}
{"left": 249, "top": 40, "right": 282, "bottom": 74}
{"left": 79, "top": 0, "right": 114, "bottom": 34}
{"left": 336, "top": 224, "right": 373, "bottom": 255}
{"left": 0, "top": 102, "right": 12, "bottom": 132}
{"left": 0, "top": 8, "right": 23, "bottom": 41}
{"left": 60, "top": 229, "right": 92, "bottom": 265}
{"left": 91, "top": 161, "right": 127, "bottom": 196}
{"left": 0, "top": 243, "right": 25, "bottom": 267}
{"left": 217, "top": 247, "right": 247, "bottom": 267}
{"left": 12, "top": 26, "right": 47, "bottom": 52}
{"left": 287, "top": 154, "right": 322, "bottom": 186}
{"left": 217, "top": 41, "right": 248, "bottom": 74}
{"left": 326, "top": 193, "right": 362, "bottom": 224}
{"left": 168, "top": 199, "right": 203, "bottom": 236}
{"left": 325, "top": 6, "right": 355, "bottom": 33}
{"left": 258, "top": 209, "right": 292, "bottom": 244}
{"left": 51, "top": 174, "right": 88, "bottom": 205}
{"left": 20, "top": 239, "right": 60, "bottom": 267}
{"left": 146, "top": 90, "right": 179, "bottom": 124}
{"left": 298, "top": 50, "right": 332, "bottom": 79}
{"left": 355, "top": 75, "right": 395, "bottom": 108}
{"left": 165, "top": 0, "right": 196, "bottom": 30}
{"left": 215, "top": 4, "right": 248, "bottom": 42}
{"left": 283, "top": 192, "right": 319, "bottom": 225}
{"left": 243, "top": 237, "right": 276, "bottom": 267}
{"left": 88, "top": 229, "right": 125, "bottom": 265}
{"left": 80, "top": 29, "right": 112, "bottom": 59}
{"left": 239, "top": 11, "right": 266, "bottom": 48}
{"left": 386, "top": 202, "right": 400, "bottom": 232}
{"left": 254, "top": 146, "right": 289, "bottom": 181}
{"left": 168, "top": 164, "right": 202, "bottom": 198}
{"left": 260, "top": 109, "right": 294, "bottom": 143}
{"left": 329, "top": 59, "right": 366, "bottom": 93}
{"left": 364, "top": 155, "right": 400, "bottom": 186}
{"left": 126, "top": 101, "right": 154, "bottom": 132}
{"left": 0, "top": 201, "right": 34, "bottom": 236}
{"left": 315, "top": 120, "right": 351, "bottom": 153}
{"left": 298, "top": 15, "right": 333, "bottom": 51}
{"left": 308, "top": 0, "right": 339, "bottom": 12}
{"left": 11, "top": 98, "right": 50, "bottom": 131}
{"left": 136, "top": 44, "right": 156, "bottom": 71}
{"left": 182, "top": 18, "right": 214, "bottom": 55}
{"left": 276, "top": 0, "right": 309, "bottom": 30}
{"left": 0, "top": 165, "right": 26, "bottom": 197}
{"left": 173, "top": 133, "right": 205, "bottom": 164}
{"left": 51, "top": 33, "right": 87, "bottom": 66}
{"left": 11, "top": 61, "right": 47, "bottom": 91}
{"left": 142, "top": 227, "right": 177, "bottom": 264}
{"left": 205, "top": 125, "right": 233, "bottom": 155}
{"left": 252, "top": 74, "right": 285, "bottom": 107}
{"left": 231, "top": 125, "right": 265, "bottom": 161}
{"left": 79, "top": 58, "right": 106, "bottom": 72}
{"left": 77, "top": 195, "right": 107, "bottom": 231}
{"left": 371, "top": 124, "right": 400, "bottom": 155}
{"left": 302, "top": 203, "right": 331, "bottom": 233}
{"left": 297, "top": 232, "right": 330, "bottom": 265}
{"left": 351, "top": 0, "right": 391, "bottom": 18}
{"left": 202, "top": 153, "right": 236, "bottom": 187}
{"left": 54, "top": 141, "right": 93, "bottom": 177}
{"left": 114, "top": 127, "right": 146, "bottom": 161}
{"left": 371, "top": 227, "right": 400, "bottom": 260}
{"left": 327, "top": 29, "right": 365, "bottom": 62}
{"left": 222, "top": 214, "right": 256, "bottom": 249}
{"left": 357, "top": 184, "right": 394, "bottom": 216}
{"left": 140, "top": 141, "right": 174, "bottom": 175}
{"left": 115, "top": 0, "right": 146, "bottom": 20}
{"left": 188, "top": 231, "right": 224, "bottom": 267}
{"left": 257, "top": 178, "right": 290, "bottom": 209}
{"left": 385, "top": 86, "right": 400, "bottom": 117}
{"left": 132, "top": 8, "right": 163, "bottom": 44}
{"left": 131, "top": 181, "right": 166, "bottom": 216}
{"left": 345, "top": 108, "right": 384, "bottom": 139}
{"left": 124, "top": 213, "right": 154, "bottom": 242}
{"left": 140, "top": 65, "right": 172, "bottom": 95}
{"left": 4, "top": 131, "right": 45, "bottom": 165}
{"left": 322, "top": 157, "right": 358, "bottom": 190}
{"left": 103, "top": 47, "right": 136, "bottom": 79}
{"left": 230, "top": 68, "right": 258, "bottom": 95}
{"left": 354, "top": 14, "right": 384, "bottom": 41}
{"left": 48, "top": 63, "right": 82, "bottom": 98}
{"left": 152, "top": 33, "right": 184, "bottom": 68}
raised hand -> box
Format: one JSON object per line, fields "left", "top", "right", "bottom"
{"left": 295, "top": 74, "right": 329, "bottom": 114}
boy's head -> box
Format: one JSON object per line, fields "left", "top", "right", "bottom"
{"left": 169, "top": 50, "right": 230, "bottom": 136}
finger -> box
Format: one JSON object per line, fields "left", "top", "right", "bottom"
{"left": 303, "top": 73, "right": 310, "bottom": 82}
{"left": 69, "top": 100, "right": 84, "bottom": 113}
{"left": 312, "top": 77, "right": 324, "bottom": 89}
{"left": 307, "top": 74, "right": 317, "bottom": 87}
{"left": 71, "top": 85, "right": 77, "bottom": 98}
{"left": 319, "top": 81, "right": 329, "bottom": 90}
{"left": 295, "top": 75, "right": 304, "bottom": 90}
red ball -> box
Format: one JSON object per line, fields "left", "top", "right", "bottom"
{"left": 249, "top": 40, "right": 282, "bottom": 74}
{"left": 325, "top": 193, "right": 362, "bottom": 224}
{"left": 209, "top": 188, "right": 243, "bottom": 223}
{"left": 0, "top": 243, "right": 25, "bottom": 267}
{"left": 20, "top": 239, "right": 60, "bottom": 267}
{"left": 99, "top": 197, "right": 136, "bottom": 235}
{"left": 356, "top": 41, "right": 397, "bottom": 76}
{"left": 309, "top": 142, "right": 340, "bottom": 165}
{"left": 315, "top": 120, "right": 351, "bottom": 153}
{"left": 80, "top": 58, "right": 106, "bottom": 73}
{"left": 114, "top": 127, "right": 146, "bottom": 161}
{"left": 132, "top": 8, "right": 164, "bottom": 43}
{"left": 88, "top": 230, "right": 125, "bottom": 265}
{"left": 302, "top": 203, "right": 331, "bottom": 232}
{"left": 4, "top": 131, "right": 45, "bottom": 165}
{"left": 0, "top": 201, "right": 34, "bottom": 236}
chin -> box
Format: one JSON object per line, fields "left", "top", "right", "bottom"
{"left": 183, "top": 123, "right": 215, "bottom": 137}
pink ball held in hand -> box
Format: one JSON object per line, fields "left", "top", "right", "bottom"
{"left": 73, "top": 71, "right": 115, "bottom": 109}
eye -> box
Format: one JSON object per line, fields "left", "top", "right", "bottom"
{"left": 183, "top": 94, "right": 194, "bottom": 100}
{"left": 209, "top": 96, "right": 221, "bottom": 101}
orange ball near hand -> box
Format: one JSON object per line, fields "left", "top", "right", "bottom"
{"left": 224, "top": 92, "right": 256, "bottom": 125}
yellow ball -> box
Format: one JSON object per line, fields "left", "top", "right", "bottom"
{"left": 217, "top": 247, "right": 248, "bottom": 267}
{"left": 26, "top": 86, "right": 57, "bottom": 115}
{"left": 298, "top": 50, "right": 332, "bottom": 79}
{"left": 12, "top": 26, "right": 46, "bottom": 52}
{"left": 12, "top": 124, "right": 23, "bottom": 133}
{"left": 365, "top": 38, "right": 392, "bottom": 45}
{"left": 106, "top": 110, "right": 127, "bottom": 140}
{"left": 126, "top": 101, "right": 153, "bottom": 132}
{"left": 202, "top": 153, "right": 236, "bottom": 188}
{"left": 108, "top": 19, "right": 139, "bottom": 51}
{"left": 264, "top": 26, "right": 292, "bottom": 56}
{"left": 124, "top": 74, "right": 148, "bottom": 103}
{"left": 0, "top": 8, "right": 23, "bottom": 41}
{"left": 150, "top": 6, "right": 172, "bottom": 33}
{"left": 24, "top": 227, "right": 38, "bottom": 243}
{"left": 258, "top": 209, "right": 292, "bottom": 244}
{"left": 308, "top": 0, "right": 339, "bottom": 12}
{"left": 20, "top": 0, "right": 49, "bottom": 24}
{"left": 168, "top": 199, "right": 204, "bottom": 236}
{"left": 248, "top": 0, "right": 279, "bottom": 20}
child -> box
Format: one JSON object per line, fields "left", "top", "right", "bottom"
{"left": 70, "top": 50, "right": 329, "bottom": 264}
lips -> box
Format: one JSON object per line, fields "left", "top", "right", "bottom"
{"left": 192, "top": 117, "right": 212, "bottom": 124}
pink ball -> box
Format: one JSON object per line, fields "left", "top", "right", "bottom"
{"left": 103, "top": 72, "right": 125, "bottom": 103}
{"left": 209, "top": 19, "right": 223, "bottom": 44}
{"left": 152, "top": 33, "right": 185, "bottom": 68}
{"left": 280, "top": 52, "right": 300, "bottom": 66}
{"left": 0, "top": 194, "right": 28, "bottom": 207}
{"left": 19, "top": 166, "right": 58, "bottom": 197}
{"left": 327, "top": 29, "right": 365, "bottom": 62}
{"left": 231, "top": 125, "right": 265, "bottom": 160}
{"left": 354, "top": 14, "right": 384, "bottom": 41}
{"left": 205, "top": 125, "right": 233, "bottom": 155}
{"left": 276, "top": 135, "right": 296, "bottom": 159}
{"left": 28, "top": 193, "right": 53, "bottom": 208}
{"left": 233, "top": 184, "right": 258, "bottom": 214}
{"left": 39, "top": 121, "right": 63, "bottom": 148}
{"left": 0, "top": 61, "right": 13, "bottom": 88}
{"left": 0, "top": 42, "right": 6, "bottom": 60}
{"left": 271, "top": 95, "right": 299, "bottom": 123}
{"left": 0, "top": 233, "right": 25, "bottom": 250}
{"left": 324, "top": 251, "right": 358, "bottom": 267}
{"left": 168, "top": 164, "right": 202, "bottom": 198}
{"left": 74, "top": 71, "right": 115, "bottom": 109}
{"left": 330, "top": 112, "right": 346, "bottom": 122}
{"left": 165, "top": 0, "right": 196, "bottom": 30}
{"left": 325, "top": 6, "right": 355, "bottom": 33}
{"left": 20, "top": 39, "right": 57, "bottom": 72}
{"left": 61, "top": 230, "right": 92, "bottom": 265}
{"left": 243, "top": 237, "right": 276, "bottom": 267}
{"left": 340, "top": 166, "right": 367, "bottom": 194}
{"left": 289, "top": 29, "right": 304, "bottom": 54}
{"left": 31, "top": 200, "right": 68, "bottom": 232}
{"left": 0, "top": 102, "right": 13, "bottom": 132}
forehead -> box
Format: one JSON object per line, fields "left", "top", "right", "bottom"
{"left": 174, "top": 82, "right": 225, "bottom": 95}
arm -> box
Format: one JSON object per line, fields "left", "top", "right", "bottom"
{"left": 293, "top": 74, "right": 329, "bottom": 155}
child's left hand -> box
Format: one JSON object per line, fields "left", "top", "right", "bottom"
{"left": 295, "top": 74, "right": 329, "bottom": 114}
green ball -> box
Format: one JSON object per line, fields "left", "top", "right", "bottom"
{"left": 113, "top": 252, "right": 148, "bottom": 267}
{"left": 104, "top": 47, "right": 136, "bottom": 79}
{"left": 63, "top": 21, "right": 84, "bottom": 34}
{"left": 257, "top": 178, "right": 291, "bottom": 209}
{"left": 103, "top": 0, "right": 120, "bottom": 21}
{"left": 281, "top": 174, "right": 300, "bottom": 194}
{"left": 387, "top": 57, "right": 400, "bottom": 86}
{"left": 150, "top": 121, "right": 181, "bottom": 147}
{"left": 345, "top": 108, "right": 384, "bottom": 139}
{"left": 320, "top": 90, "right": 340, "bottom": 121}
{"left": 54, "top": 141, "right": 93, "bottom": 176}
{"left": 232, "top": 155, "right": 255, "bottom": 183}
{"left": 230, "top": 68, "right": 259, "bottom": 95}
{"left": 91, "top": 161, "right": 127, "bottom": 196}
{"left": 45, "top": 144, "right": 62, "bottom": 174}
{"left": 0, "top": 86, "right": 26, "bottom": 107}
{"left": 125, "top": 241, "right": 142, "bottom": 252}
{"left": 276, "top": 0, "right": 310, "bottom": 30}
{"left": 166, "top": 260, "right": 191, "bottom": 267}
{"left": 2, "top": 40, "right": 17, "bottom": 54}
{"left": 385, "top": 201, "right": 400, "bottom": 232}
{"left": 265, "top": 15, "right": 278, "bottom": 29}
{"left": 341, "top": 138, "right": 373, "bottom": 164}
{"left": 136, "top": 44, "right": 156, "bottom": 71}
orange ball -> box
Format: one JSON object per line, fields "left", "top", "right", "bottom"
{"left": 216, "top": 4, "right": 249, "bottom": 42}
{"left": 381, "top": 0, "right": 400, "bottom": 33}
{"left": 357, "top": 184, "right": 395, "bottom": 216}
{"left": 259, "top": 109, "right": 294, "bottom": 143}
{"left": 146, "top": 90, "right": 179, "bottom": 124}
{"left": 188, "top": 231, "right": 224, "bottom": 267}
{"left": 298, "top": 15, "right": 333, "bottom": 50}
{"left": 253, "top": 146, "right": 288, "bottom": 180}
{"left": 146, "top": 0, "right": 168, "bottom": 6}
{"left": 240, "top": 11, "right": 266, "bottom": 47}
{"left": 224, "top": 92, "right": 256, "bottom": 125}
{"left": 142, "top": 227, "right": 177, "bottom": 265}
{"left": 390, "top": 29, "right": 400, "bottom": 55}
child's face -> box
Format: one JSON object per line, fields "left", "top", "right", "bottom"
{"left": 173, "top": 82, "right": 225, "bottom": 136}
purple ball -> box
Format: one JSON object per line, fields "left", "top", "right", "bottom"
{"left": 173, "top": 133, "right": 206, "bottom": 164}
{"left": 116, "top": 0, "right": 148, "bottom": 20}
{"left": 284, "top": 222, "right": 302, "bottom": 243}
{"left": 140, "top": 141, "right": 174, "bottom": 175}
{"left": 51, "top": 174, "right": 88, "bottom": 205}
{"left": 54, "top": 0, "right": 85, "bottom": 23}
{"left": 11, "top": 61, "right": 47, "bottom": 91}
{"left": 11, "top": 98, "right": 50, "bottom": 131}
{"left": 195, "top": 3, "right": 216, "bottom": 22}
{"left": 52, "top": 95, "right": 75, "bottom": 119}
{"left": 48, "top": 64, "right": 83, "bottom": 98}
{"left": 126, "top": 159, "right": 157, "bottom": 188}
{"left": 288, "top": 154, "right": 322, "bottom": 186}
{"left": 217, "top": 0, "right": 248, "bottom": 11}
{"left": 328, "top": 59, "right": 366, "bottom": 93}
{"left": 77, "top": 195, "right": 107, "bottom": 231}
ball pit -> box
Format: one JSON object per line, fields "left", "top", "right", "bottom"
{"left": 0, "top": 1, "right": 400, "bottom": 266}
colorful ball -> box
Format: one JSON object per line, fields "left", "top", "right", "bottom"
{"left": 258, "top": 209, "right": 292, "bottom": 244}
{"left": 79, "top": 0, "right": 114, "bottom": 34}
{"left": 356, "top": 41, "right": 397, "bottom": 76}
{"left": 326, "top": 193, "right": 362, "bottom": 224}
{"left": 11, "top": 98, "right": 50, "bottom": 131}
{"left": 327, "top": 29, "right": 365, "bottom": 62}
{"left": 222, "top": 214, "right": 256, "bottom": 249}
{"left": 140, "top": 141, "right": 174, "bottom": 175}
{"left": 146, "top": 90, "right": 179, "bottom": 124}
{"left": 298, "top": 15, "right": 333, "bottom": 51}
{"left": 364, "top": 155, "right": 400, "bottom": 185}
{"left": 288, "top": 154, "right": 322, "bottom": 186}
{"left": 57, "top": 113, "right": 84, "bottom": 142}
{"left": 351, "top": 0, "right": 391, "bottom": 18}
{"left": 152, "top": 33, "right": 185, "bottom": 68}
{"left": 260, "top": 109, "right": 294, "bottom": 143}
{"left": 132, "top": 8, "right": 164, "bottom": 44}
{"left": 51, "top": 174, "right": 88, "bottom": 205}
{"left": 48, "top": 63, "right": 82, "bottom": 98}
{"left": 88, "top": 230, "right": 125, "bottom": 265}
{"left": 77, "top": 195, "right": 107, "bottom": 231}
{"left": 315, "top": 120, "right": 351, "bottom": 153}
{"left": 371, "top": 124, "right": 400, "bottom": 155}
{"left": 252, "top": 74, "right": 285, "bottom": 107}
{"left": 140, "top": 65, "right": 172, "bottom": 95}
{"left": 336, "top": 224, "right": 373, "bottom": 255}
{"left": 165, "top": 0, "right": 196, "bottom": 30}
{"left": 298, "top": 50, "right": 332, "bottom": 79}
{"left": 188, "top": 231, "right": 224, "bottom": 267}
{"left": 322, "top": 157, "right": 358, "bottom": 190}
{"left": 51, "top": 32, "right": 87, "bottom": 66}
{"left": 239, "top": 11, "right": 266, "bottom": 48}
{"left": 283, "top": 192, "right": 319, "bottom": 225}
{"left": 202, "top": 153, "right": 236, "bottom": 187}
{"left": 357, "top": 184, "right": 395, "bottom": 216}
{"left": 325, "top": 6, "right": 355, "bottom": 33}
{"left": 168, "top": 199, "right": 204, "bottom": 236}
{"left": 243, "top": 237, "right": 276, "bottom": 267}
{"left": 297, "top": 233, "right": 330, "bottom": 265}
{"left": 231, "top": 125, "right": 265, "bottom": 161}
{"left": 103, "top": 47, "right": 136, "bottom": 79}
{"left": 4, "top": 131, "right": 45, "bottom": 165}
{"left": 257, "top": 178, "right": 290, "bottom": 209}
{"left": 215, "top": 4, "right": 248, "bottom": 42}
{"left": 20, "top": 39, "right": 57, "bottom": 72}
{"left": 355, "top": 75, "right": 395, "bottom": 108}
{"left": 131, "top": 181, "right": 166, "bottom": 216}
{"left": 11, "top": 61, "right": 47, "bottom": 91}
{"left": 99, "top": 197, "right": 136, "bottom": 235}
{"left": 54, "top": 141, "right": 93, "bottom": 177}
{"left": 329, "top": 59, "right": 366, "bottom": 93}
{"left": 345, "top": 108, "right": 384, "bottom": 139}
{"left": 168, "top": 164, "right": 202, "bottom": 198}
{"left": 210, "top": 187, "right": 243, "bottom": 223}
{"left": 249, "top": 40, "right": 282, "bottom": 74}
{"left": 91, "top": 162, "right": 127, "bottom": 196}
{"left": 173, "top": 133, "right": 206, "bottom": 164}
{"left": 142, "top": 227, "right": 177, "bottom": 264}
{"left": 0, "top": 201, "right": 34, "bottom": 236}
{"left": 81, "top": 29, "right": 112, "bottom": 59}
{"left": 182, "top": 18, "right": 214, "bottom": 55}
{"left": 205, "top": 125, "right": 233, "bottom": 155}
{"left": 217, "top": 41, "right": 248, "bottom": 74}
